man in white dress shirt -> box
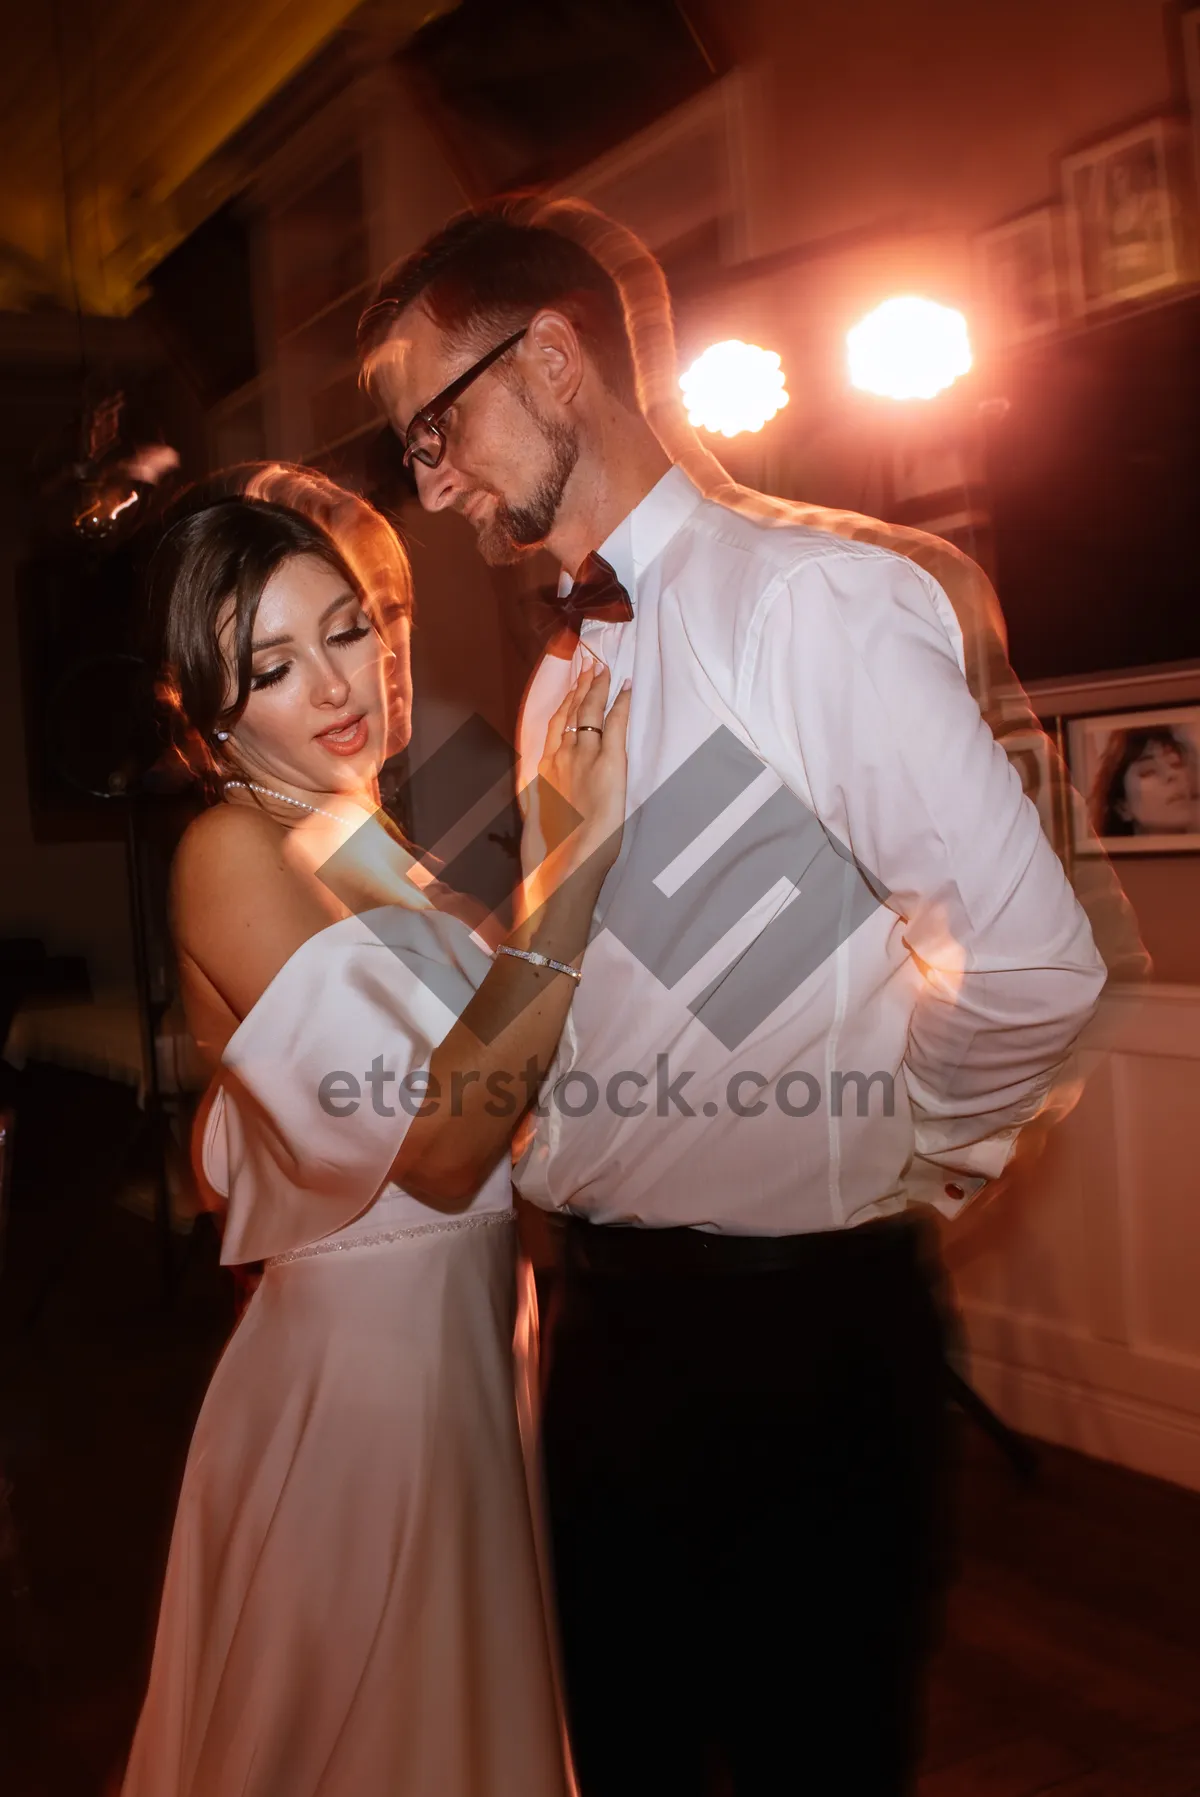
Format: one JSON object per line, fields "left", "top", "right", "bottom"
{"left": 359, "top": 206, "right": 1107, "bottom": 1796}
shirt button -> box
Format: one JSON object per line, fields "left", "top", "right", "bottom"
{"left": 944, "top": 1183, "right": 965, "bottom": 1201}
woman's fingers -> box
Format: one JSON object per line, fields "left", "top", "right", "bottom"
{"left": 531, "top": 673, "right": 632, "bottom": 888}
{"left": 572, "top": 663, "right": 611, "bottom": 741}
{"left": 543, "top": 672, "right": 586, "bottom": 761}
{"left": 565, "top": 660, "right": 596, "bottom": 728}
{"left": 545, "top": 660, "right": 601, "bottom": 764}
{"left": 540, "top": 660, "right": 623, "bottom": 831}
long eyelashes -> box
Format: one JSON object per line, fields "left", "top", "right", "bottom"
{"left": 249, "top": 623, "right": 373, "bottom": 692}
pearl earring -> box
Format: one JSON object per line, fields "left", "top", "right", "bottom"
{"left": 215, "top": 731, "right": 230, "bottom": 742}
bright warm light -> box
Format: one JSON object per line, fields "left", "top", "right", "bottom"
{"left": 847, "top": 296, "right": 973, "bottom": 400}
{"left": 679, "top": 340, "right": 790, "bottom": 438}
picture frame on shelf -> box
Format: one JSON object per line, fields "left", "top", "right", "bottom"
{"left": 1061, "top": 119, "right": 1196, "bottom": 315}
{"left": 1066, "top": 704, "right": 1200, "bottom": 854}
{"left": 975, "top": 205, "right": 1063, "bottom": 347}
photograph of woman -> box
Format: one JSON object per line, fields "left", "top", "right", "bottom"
{"left": 1073, "top": 710, "right": 1200, "bottom": 850}
{"left": 117, "top": 467, "right": 627, "bottom": 1797}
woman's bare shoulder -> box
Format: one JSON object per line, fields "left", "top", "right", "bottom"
{"left": 175, "top": 797, "right": 283, "bottom": 866}
{"left": 171, "top": 803, "right": 291, "bottom": 928}
{"left": 171, "top": 803, "right": 343, "bottom": 1022}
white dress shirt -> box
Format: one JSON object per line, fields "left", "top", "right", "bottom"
{"left": 515, "top": 467, "right": 1106, "bottom": 1235}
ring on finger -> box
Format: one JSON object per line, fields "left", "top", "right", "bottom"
{"left": 576, "top": 724, "right": 603, "bottom": 737}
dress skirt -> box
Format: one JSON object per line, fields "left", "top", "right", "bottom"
{"left": 121, "top": 1210, "right": 570, "bottom": 1797}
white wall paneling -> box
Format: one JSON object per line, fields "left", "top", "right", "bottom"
{"left": 950, "top": 983, "right": 1200, "bottom": 1491}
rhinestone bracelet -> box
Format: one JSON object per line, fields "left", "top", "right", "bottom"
{"left": 496, "top": 945, "right": 582, "bottom": 984}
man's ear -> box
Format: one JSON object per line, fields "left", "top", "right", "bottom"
{"left": 523, "top": 309, "right": 585, "bottom": 407}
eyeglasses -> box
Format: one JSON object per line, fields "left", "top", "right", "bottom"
{"left": 401, "top": 327, "right": 528, "bottom": 471}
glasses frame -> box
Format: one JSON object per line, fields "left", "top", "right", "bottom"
{"left": 401, "top": 327, "right": 528, "bottom": 471}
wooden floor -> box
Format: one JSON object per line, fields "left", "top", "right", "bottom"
{"left": 922, "top": 1424, "right": 1200, "bottom": 1796}
{"left": 3, "top": 1066, "right": 1200, "bottom": 1796}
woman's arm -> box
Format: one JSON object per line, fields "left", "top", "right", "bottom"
{"left": 390, "top": 664, "right": 628, "bottom": 1206}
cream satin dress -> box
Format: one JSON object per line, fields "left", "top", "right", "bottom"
{"left": 121, "top": 904, "right": 571, "bottom": 1797}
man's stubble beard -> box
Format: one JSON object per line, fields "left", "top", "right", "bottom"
{"left": 472, "top": 414, "right": 580, "bottom": 568}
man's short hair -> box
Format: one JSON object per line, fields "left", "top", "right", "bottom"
{"left": 357, "top": 201, "right": 639, "bottom": 408}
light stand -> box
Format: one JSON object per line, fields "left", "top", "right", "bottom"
{"left": 48, "top": 653, "right": 194, "bottom": 1304}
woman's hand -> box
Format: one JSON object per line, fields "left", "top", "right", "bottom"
{"left": 533, "top": 663, "right": 630, "bottom": 888}
{"left": 392, "top": 665, "right": 630, "bottom": 1208}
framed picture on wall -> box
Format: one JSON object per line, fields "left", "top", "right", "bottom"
{"left": 1061, "top": 119, "right": 1195, "bottom": 314}
{"left": 1001, "top": 727, "right": 1059, "bottom": 850}
{"left": 1067, "top": 704, "right": 1200, "bottom": 853}
{"left": 976, "top": 206, "right": 1063, "bottom": 346}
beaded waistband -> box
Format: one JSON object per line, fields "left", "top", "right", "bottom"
{"left": 267, "top": 1208, "right": 513, "bottom": 1268}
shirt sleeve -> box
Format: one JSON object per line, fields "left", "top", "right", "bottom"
{"left": 745, "top": 543, "right": 1107, "bottom": 1195}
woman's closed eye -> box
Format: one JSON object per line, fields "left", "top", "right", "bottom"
{"left": 329, "top": 622, "right": 372, "bottom": 649}
{"left": 249, "top": 622, "right": 372, "bottom": 690}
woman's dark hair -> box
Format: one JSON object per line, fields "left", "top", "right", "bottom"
{"left": 357, "top": 199, "right": 639, "bottom": 408}
{"left": 154, "top": 498, "right": 362, "bottom": 789}
{"left": 1090, "top": 725, "right": 1188, "bottom": 837}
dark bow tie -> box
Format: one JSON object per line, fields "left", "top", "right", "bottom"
{"left": 557, "top": 553, "right": 634, "bottom": 628}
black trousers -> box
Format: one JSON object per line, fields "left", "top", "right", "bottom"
{"left": 540, "top": 1215, "right": 953, "bottom": 1797}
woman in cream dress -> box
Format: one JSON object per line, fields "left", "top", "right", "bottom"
{"left": 120, "top": 479, "right": 626, "bottom": 1797}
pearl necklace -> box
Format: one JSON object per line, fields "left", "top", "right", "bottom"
{"left": 222, "top": 780, "right": 344, "bottom": 822}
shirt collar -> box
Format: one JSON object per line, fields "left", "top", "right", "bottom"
{"left": 557, "top": 464, "right": 703, "bottom": 602}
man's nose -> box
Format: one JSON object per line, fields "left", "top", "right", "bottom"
{"left": 413, "top": 456, "right": 464, "bottom": 513}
